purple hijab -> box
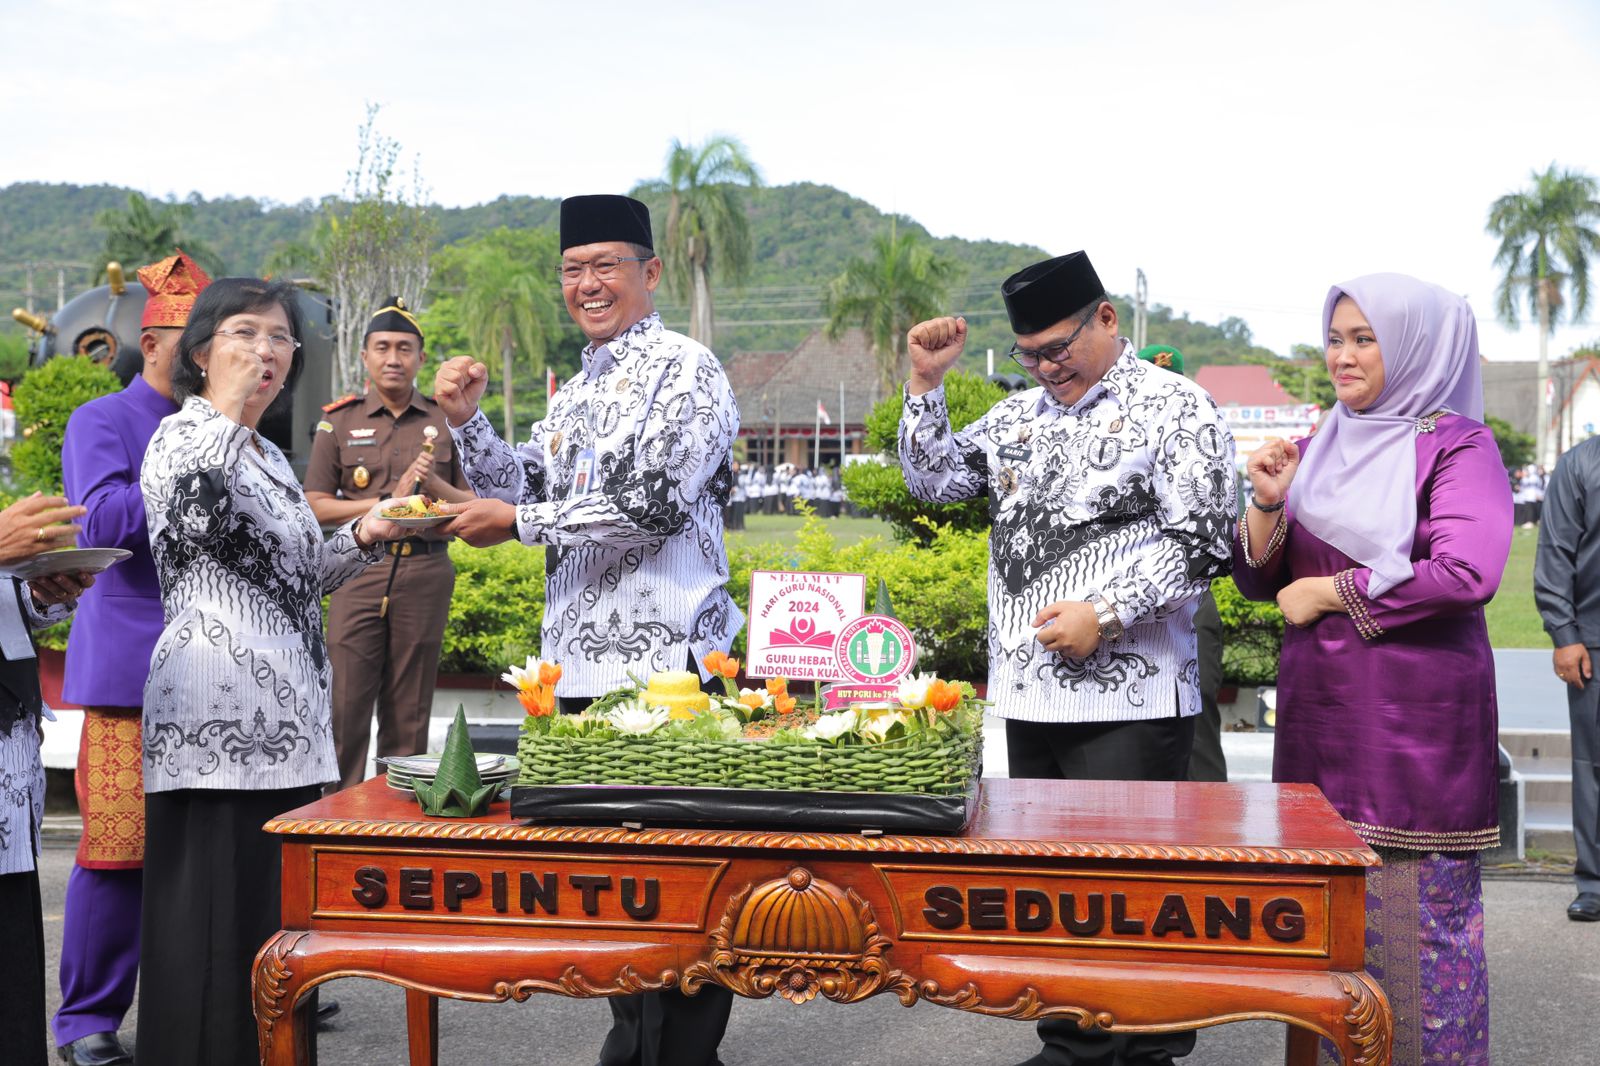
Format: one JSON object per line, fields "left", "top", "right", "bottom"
{"left": 1291, "top": 273, "right": 1484, "bottom": 596}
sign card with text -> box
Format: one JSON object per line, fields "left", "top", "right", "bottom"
{"left": 746, "top": 570, "right": 867, "bottom": 681}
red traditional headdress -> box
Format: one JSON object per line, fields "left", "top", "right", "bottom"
{"left": 137, "top": 250, "right": 212, "bottom": 329}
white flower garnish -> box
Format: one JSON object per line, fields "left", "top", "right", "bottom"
{"left": 604, "top": 703, "right": 670, "bottom": 735}
{"left": 736, "top": 687, "right": 773, "bottom": 709}
{"left": 859, "top": 710, "right": 908, "bottom": 741}
{"left": 500, "top": 654, "right": 539, "bottom": 690}
{"left": 803, "top": 709, "right": 859, "bottom": 742}
{"left": 897, "top": 674, "right": 934, "bottom": 710}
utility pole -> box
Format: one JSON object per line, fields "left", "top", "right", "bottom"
{"left": 57, "top": 267, "right": 65, "bottom": 311}
{"left": 839, "top": 379, "right": 846, "bottom": 469}
{"left": 1134, "top": 269, "right": 1149, "bottom": 352}
{"left": 25, "top": 262, "right": 34, "bottom": 316}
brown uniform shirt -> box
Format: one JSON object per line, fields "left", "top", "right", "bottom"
{"left": 304, "top": 388, "right": 471, "bottom": 503}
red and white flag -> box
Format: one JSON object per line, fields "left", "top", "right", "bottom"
{"left": 816, "top": 400, "right": 832, "bottom": 426}
{"left": 547, "top": 367, "right": 558, "bottom": 398}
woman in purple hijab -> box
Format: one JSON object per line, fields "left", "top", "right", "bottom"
{"left": 1233, "top": 273, "right": 1510, "bottom": 1066}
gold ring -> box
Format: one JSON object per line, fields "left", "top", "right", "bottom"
{"left": 35, "top": 527, "right": 44, "bottom": 542}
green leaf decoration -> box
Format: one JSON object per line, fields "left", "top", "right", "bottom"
{"left": 414, "top": 705, "right": 497, "bottom": 817}
{"left": 873, "top": 578, "right": 897, "bottom": 619}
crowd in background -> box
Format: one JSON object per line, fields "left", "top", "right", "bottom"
{"left": 1513, "top": 462, "right": 1547, "bottom": 527}
{"left": 725, "top": 461, "right": 851, "bottom": 528}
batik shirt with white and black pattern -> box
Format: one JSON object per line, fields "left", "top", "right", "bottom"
{"left": 0, "top": 584, "right": 73, "bottom": 876}
{"left": 140, "top": 396, "right": 382, "bottom": 791}
{"left": 899, "top": 341, "right": 1237, "bottom": 723}
{"left": 450, "top": 312, "right": 743, "bottom": 698}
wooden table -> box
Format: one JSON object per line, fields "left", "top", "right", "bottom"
{"left": 253, "top": 778, "right": 1390, "bottom": 1065}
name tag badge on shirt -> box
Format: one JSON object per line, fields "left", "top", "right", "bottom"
{"left": 570, "top": 448, "right": 596, "bottom": 497}
{"left": 345, "top": 438, "right": 376, "bottom": 447}
{"left": 998, "top": 442, "right": 1032, "bottom": 463}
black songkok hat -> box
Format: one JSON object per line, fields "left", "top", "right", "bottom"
{"left": 559, "top": 194, "right": 654, "bottom": 252}
{"left": 1001, "top": 251, "right": 1105, "bottom": 335}
{"left": 365, "top": 296, "right": 423, "bottom": 341}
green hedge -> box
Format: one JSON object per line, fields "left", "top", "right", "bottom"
{"left": 1212, "top": 576, "right": 1285, "bottom": 686}
{"left": 12, "top": 356, "right": 121, "bottom": 493}
{"left": 438, "top": 540, "right": 545, "bottom": 674}
{"left": 725, "top": 511, "right": 991, "bottom": 680}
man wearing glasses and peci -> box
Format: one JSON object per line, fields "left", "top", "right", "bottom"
{"left": 897, "top": 251, "right": 1236, "bottom": 1066}
{"left": 434, "top": 194, "right": 742, "bottom": 1066}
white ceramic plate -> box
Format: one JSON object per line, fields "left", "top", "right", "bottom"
{"left": 0, "top": 547, "right": 133, "bottom": 580}
{"left": 383, "top": 514, "right": 453, "bottom": 529}
{"left": 383, "top": 753, "right": 506, "bottom": 774}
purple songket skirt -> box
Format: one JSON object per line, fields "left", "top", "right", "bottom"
{"left": 1321, "top": 849, "right": 1489, "bottom": 1066}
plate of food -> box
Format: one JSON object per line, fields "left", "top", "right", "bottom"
{"left": 0, "top": 547, "right": 133, "bottom": 581}
{"left": 380, "top": 495, "right": 453, "bottom": 528}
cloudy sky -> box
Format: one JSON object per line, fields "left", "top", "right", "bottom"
{"left": 5, "top": 0, "right": 1598, "bottom": 360}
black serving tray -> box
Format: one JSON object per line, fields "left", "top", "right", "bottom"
{"left": 510, "top": 780, "right": 980, "bottom": 834}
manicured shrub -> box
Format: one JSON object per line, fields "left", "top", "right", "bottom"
{"left": 12, "top": 356, "right": 120, "bottom": 493}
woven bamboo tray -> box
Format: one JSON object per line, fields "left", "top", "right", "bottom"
{"left": 513, "top": 728, "right": 980, "bottom": 795}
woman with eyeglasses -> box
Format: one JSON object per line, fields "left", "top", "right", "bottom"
{"left": 1233, "top": 274, "right": 1509, "bottom": 1065}
{"left": 134, "top": 278, "right": 410, "bottom": 1066}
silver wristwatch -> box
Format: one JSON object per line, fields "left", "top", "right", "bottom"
{"left": 1093, "top": 596, "right": 1124, "bottom": 643}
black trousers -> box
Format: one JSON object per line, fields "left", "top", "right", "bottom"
{"left": 1006, "top": 716, "right": 1199, "bottom": 1066}
{"left": 136, "top": 785, "right": 322, "bottom": 1066}
{"left": 1188, "top": 590, "right": 1227, "bottom": 783}
{"left": 562, "top": 666, "right": 735, "bottom": 1066}
{"left": 0, "top": 868, "right": 48, "bottom": 1066}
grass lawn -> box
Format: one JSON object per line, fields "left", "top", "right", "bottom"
{"left": 1486, "top": 525, "right": 1547, "bottom": 649}
{"left": 727, "top": 513, "right": 895, "bottom": 549}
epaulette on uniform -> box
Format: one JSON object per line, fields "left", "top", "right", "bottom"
{"left": 322, "top": 394, "right": 360, "bottom": 413}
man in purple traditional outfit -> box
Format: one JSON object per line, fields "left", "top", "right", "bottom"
{"left": 52, "top": 252, "right": 207, "bottom": 1066}
{"left": 1234, "top": 274, "right": 1509, "bottom": 1065}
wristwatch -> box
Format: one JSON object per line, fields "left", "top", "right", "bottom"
{"left": 1093, "top": 596, "right": 1125, "bottom": 643}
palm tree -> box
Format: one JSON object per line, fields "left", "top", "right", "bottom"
{"left": 1487, "top": 165, "right": 1600, "bottom": 463}
{"left": 632, "top": 136, "right": 761, "bottom": 349}
{"left": 94, "top": 192, "right": 222, "bottom": 280}
{"left": 822, "top": 220, "right": 960, "bottom": 392}
{"left": 455, "top": 229, "right": 563, "bottom": 443}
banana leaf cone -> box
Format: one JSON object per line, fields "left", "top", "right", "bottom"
{"left": 413, "top": 706, "right": 498, "bottom": 817}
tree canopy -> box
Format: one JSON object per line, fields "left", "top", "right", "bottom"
{"left": 632, "top": 135, "right": 761, "bottom": 349}
{"left": 823, "top": 222, "right": 961, "bottom": 392}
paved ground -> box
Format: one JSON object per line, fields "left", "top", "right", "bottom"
{"left": 34, "top": 842, "right": 1596, "bottom": 1065}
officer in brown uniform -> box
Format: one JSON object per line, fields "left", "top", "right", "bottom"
{"left": 304, "top": 298, "right": 476, "bottom": 789}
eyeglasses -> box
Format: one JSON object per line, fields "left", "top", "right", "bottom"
{"left": 213, "top": 328, "right": 301, "bottom": 356}
{"left": 1008, "top": 309, "right": 1099, "bottom": 369}
{"left": 558, "top": 256, "right": 650, "bottom": 283}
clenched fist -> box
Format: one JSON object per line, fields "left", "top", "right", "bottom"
{"left": 434, "top": 356, "right": 490, "bottom": 427}
{"left": 1246, "top": 437, "right": 1300, "bottom": 507}
{"left": 907, "top": 316, "right": 967, "bottom": 396}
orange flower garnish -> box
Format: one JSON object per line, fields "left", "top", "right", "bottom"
{"left": 538, "top": 662, "right": 562, "bottom": 687}
{"left": 702, "top": 650, "right": 740, "bottom": 679}
{"left": 766, "top": 677, "right": 788, "bottom": 697}
{"left": 926, "top": 679, "right": 961, "bottom": 714}
{"left": 739, "top": 692, "right": 765, "bottom": 710}
{"left": 775, "top": 694, "right": 797, "bottom": 716}
{"left": 519, "top": 688, "right": 554, "bottom": 718}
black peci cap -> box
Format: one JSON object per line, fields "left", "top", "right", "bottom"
{"left": 1001, "top": 251, "right": 1105, "bottom": 335}
{"left": 559, "top": 194, "right": 654, "bottom": 252}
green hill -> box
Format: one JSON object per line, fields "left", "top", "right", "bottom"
{"left": 0, "top": 180, "right": 1279, "bottom": 369}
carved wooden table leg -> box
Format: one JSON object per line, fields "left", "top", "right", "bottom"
{"left": 916, "top": 955, "right": 1391, "bottom": 1066}
{"left": 255, "top": 931, "right": 313, "bottom": 1066}
{"left": 405, "top": 990, "right": 438, "bottom": 1066}
{"left": 1285, "top": 1021, "right": 1323, "bottom": 1065}
{"left": 253, "top": 929, "right": 682, "bottom": 1065}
